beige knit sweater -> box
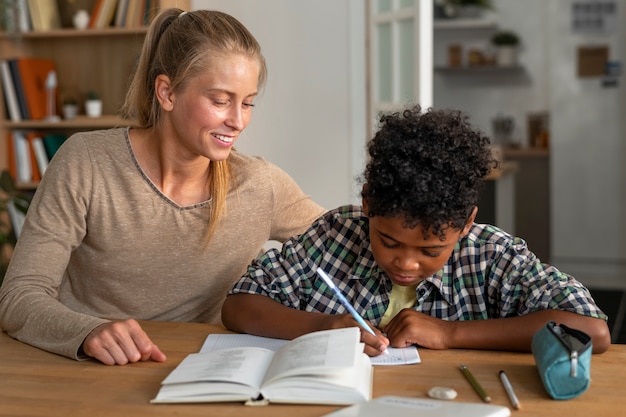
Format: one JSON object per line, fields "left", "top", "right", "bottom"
{"left": 0, "top": 128, "right": 324, "bottom": 359}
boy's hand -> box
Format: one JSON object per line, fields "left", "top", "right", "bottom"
{"left": 383, "top": 309, "right": 452, "bottom": 350}
{"left": 82, "top": 319, "right": 167, "bottom": 365}
{"left": 322, "top": 314, "right": 389, "bottom": 356}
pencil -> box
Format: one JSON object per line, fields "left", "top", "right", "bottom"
{"left": 460, "top": 364, "right": 491, "bottom": 403}
{"left": 317, "top": 267, "right": 388, "bottom": 355}
{"left": 499, "top": 370, "right": 520, "bottom": 409}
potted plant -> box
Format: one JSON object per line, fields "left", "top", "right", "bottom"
{"left": 62, "top": 96, "right": 79, "bottom": 120}
{"left": 85, "top": 91, "right": 103, "bottom": 118}
{"left": 491, "top": 30, "right": 520, "bottom": 66}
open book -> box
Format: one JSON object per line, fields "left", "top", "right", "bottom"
{"left": 200, "top": 331, "right": 420, "bottom": 366}
{"left": 151, "top": 327, "right": 372, "bottom": 405}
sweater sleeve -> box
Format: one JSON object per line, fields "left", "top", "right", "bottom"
{"left": 265, "top": 161, "right": 326, "bottom": 242}
{"left": 0, "top": 133, "right": 109, "bottom": 360}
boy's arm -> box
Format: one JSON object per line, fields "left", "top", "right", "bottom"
{"left": 222, "top": 293, "right": 389, "bottom": 356}
{"left": 384, "top": 309, "right": 611, "bottom": 353}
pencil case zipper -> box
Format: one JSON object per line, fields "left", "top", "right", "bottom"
{"left": 547, "top": 321, "right": 592, "bottom": 377}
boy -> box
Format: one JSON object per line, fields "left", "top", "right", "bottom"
{"left": 222, "top": 105, "right": 611, "bottom": 356}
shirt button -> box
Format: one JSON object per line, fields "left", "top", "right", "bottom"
{"left": 418, "top": 288, "right": 426, "bottom": 296}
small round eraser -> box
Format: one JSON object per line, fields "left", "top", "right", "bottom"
{"left": 428, "top": 386, "right": 458, "bottom": 400}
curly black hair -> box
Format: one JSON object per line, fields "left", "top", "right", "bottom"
{"left": 361, "top": 105, "right": 498, "bottom": 240}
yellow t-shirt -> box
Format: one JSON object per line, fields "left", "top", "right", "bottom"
{"left": 379, "top": 283, "right": 417, "bottom": 328}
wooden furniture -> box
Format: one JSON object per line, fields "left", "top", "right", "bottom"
{"left": 503, "top": 147, "right": 551, "bottom": 262}
{"left": 1, "top": 320, "right": 624, "bottom": 417}
{"left": 0, "top": 1, "right": 190, "bottom": 189}
{"left": 0, "top": 28, "right": 145, "bottom": 188}
{"left": 478, "top": 160, "right": 518, "bottom": 234}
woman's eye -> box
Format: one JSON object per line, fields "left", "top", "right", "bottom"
{"left": 243, "top": 102, "right": 255, "bottom": 109}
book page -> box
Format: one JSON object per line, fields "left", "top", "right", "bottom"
{"left": 261, "top": 327, "right": 361, "bottom": 385}
{"left": 201, "top": 332, "right": 420, "bottom": 365}
{"left": 161, "top": 347, "right": 274, "bottom": 388}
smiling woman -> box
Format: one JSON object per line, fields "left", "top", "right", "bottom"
{"left": 0, "top": 8, "right": 325, "bottom": 366}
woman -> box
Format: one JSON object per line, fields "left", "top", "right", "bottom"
{"left": 0, "top": 9, "right": 324, "bottom": 365}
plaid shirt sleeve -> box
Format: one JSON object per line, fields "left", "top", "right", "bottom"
{"left": 477, "top": 226, "right": 607, "bottom": 320}
{"left": 229, "top": 205, "right": 388, "bottom": 320}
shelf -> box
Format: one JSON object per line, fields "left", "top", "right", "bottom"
{"left": 4, "top": 115, "right": 135, "bottom": 130}
{"left": 434, "top": 65, "right": 524, "bottom": 75}
{"left": 0, "top": 27, "right": 148, "bottom": 40}
{"left": 503, "top": 147, "right": 550, "bottom": 159}
{"left": 434, "top": 18, "right": 497, "bottom": 30}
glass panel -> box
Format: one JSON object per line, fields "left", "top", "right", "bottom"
{"left": 398, "top": 0, "right": 415, "bottom": 9}
{"left": 398, "top": 18, "right": 414, "bottom": 102}
{"left": 377, "top": 22, "right": 392, "bottom": 102}
{"left": 377, "top": 0, "right": 392, "bottom": 13}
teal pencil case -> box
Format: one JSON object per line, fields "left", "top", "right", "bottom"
{"left": 531, "top": 321, "right": 592, "bottom": 400}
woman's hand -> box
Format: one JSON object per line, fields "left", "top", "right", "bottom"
{"left": 82, "top": 319, "right": 167, "bottom": 365}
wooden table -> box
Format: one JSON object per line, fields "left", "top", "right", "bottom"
{"left": 1, "top": 320, "right": 624, "bottom": 416}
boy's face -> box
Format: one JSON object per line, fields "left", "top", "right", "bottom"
{"left": 365, "top": 205, "right": 476, "bottom": 287}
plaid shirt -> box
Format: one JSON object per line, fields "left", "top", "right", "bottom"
{"left": 230, "top": 205, "right": 607, "bottom": 325}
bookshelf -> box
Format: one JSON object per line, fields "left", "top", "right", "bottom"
{"left": 0, "top": 0, "right": 190, "bottom": 189}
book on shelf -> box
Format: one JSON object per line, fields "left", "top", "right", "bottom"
{"left": 42, "top": 134, "right": 68, "bottom": 160}
{"left": 8, "top": 59, "right": 30, "bottom": 120}
{"left": 124, "top": 0, "right": 144, "bottom": 28}
{"left": 200, "top": 331, "right": 421, "bottom": 366}
{"left": 25, "top": 132, "right": 41, "bottom": 182}
{"left": 0, "top": 60, "right": 22, "bottom": 122}
{"left": 7, "top": 132, "right": 18, "bottom": 180}
{"left": 151, "top": 327, "right": 372, "bottom": 406}
{"left": 0, "top": 0, "right": 32, "bottom": 32}
{"left": 11, "top": 131, "right": 32, "bottom": 184}
{"left": 27, "top": 0, "right": 62, "bottom": 31}
{"left": 114, "top": 0, "right": 129, "bottom": 27}
{"left": 91, "top": 0, "right": 118, "bottom": 29}
{"left": 15, "top": 57, "right": 57, "bottom": 121}
{"left": 26, "top": 132, "right": 47, "bottom": 178}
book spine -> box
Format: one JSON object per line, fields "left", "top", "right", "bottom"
{"left": 31, "top": 136, "right": 49, "bottom": 176}
{"left": 12, "top": 131, "right": 32, "bottom": 183}
{"left": 0, "top": 60, "right": 22, "bottom": 122}
{"left": 8, "top": 59, "right": 30, "bottom": 120}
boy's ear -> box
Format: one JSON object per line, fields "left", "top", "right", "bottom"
{"left": 361, "top": 184, "right": 369, "bottom": 216}
{"left": 461, "top": 206, "right": 478, "bottom": 236}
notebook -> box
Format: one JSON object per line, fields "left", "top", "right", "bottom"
{"left": 322, "top": 396, "right": 511, "bottom": 417}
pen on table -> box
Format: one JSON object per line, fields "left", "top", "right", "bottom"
{"left": 316, "top": 267, "right": 388, "bottom": 355}
{"left": 460, "top": 364, "right": 491, "bottom": 403}
{"left": 499, "top": 370, "right": 520, "bottom": 410}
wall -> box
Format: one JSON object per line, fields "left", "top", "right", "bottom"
{"left": 191, "top": 0, "right": 367, "bottom": 209}
{"left": 548, "top": 0, "right": 626, "bottom": 288}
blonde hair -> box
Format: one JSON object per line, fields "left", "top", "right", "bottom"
{"left": 122, "top": 9, "right": 267, "bottom": 243}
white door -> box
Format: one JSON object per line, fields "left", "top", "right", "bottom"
{"left": 368, "top": 0, "right": 433, "bottom": 134}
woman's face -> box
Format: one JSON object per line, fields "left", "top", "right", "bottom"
{"left": 165, "top": 54, "right": 260, "bottom": 162}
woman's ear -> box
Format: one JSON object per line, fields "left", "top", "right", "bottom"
{"left": 155, "top": 75, "right": 174, "bottom": 111}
